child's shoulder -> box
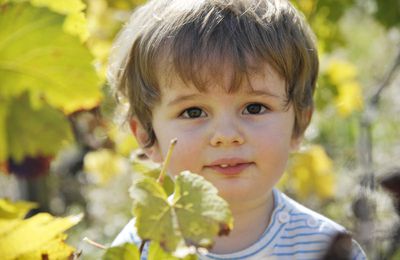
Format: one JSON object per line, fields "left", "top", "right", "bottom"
{"left": 269, "top": 188, "right": 366, "bottom": 259}
{"left": 274, "top": 188, "right": 346, "bottom": 232}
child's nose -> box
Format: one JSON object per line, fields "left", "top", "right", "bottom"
{"left": 209, "top": 117, "right": 244, "bottom": 147}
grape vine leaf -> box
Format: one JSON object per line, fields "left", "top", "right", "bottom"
{"left": 129, "top": 171, "right": 233, "bottom": 254}
{"left": 0, "top": 212, "right": 82, "bottom": 259}
{"left": 29, "top": 0, "right": 89, "bottom": 42}
{"left": 132, "top": 160, "right": 175, "bottom": 195}
{"left": 29, "top": 0, "right": 86, "bottom": 14}
{"left": 103, "top": 243, "right": 140, "bottom": 260}
{"left": 147, "top": 241, "right": 198, "bottom": 260}
{"left": 0, "top": 2, "right": 101, "bottom": 114}
{"left": 4, "top": 93, "right": 73, "bottom": 162}
{"left": 0, "top": 198, "right": 37, "bottom": 219}
{"left": 0, "top": 101, "right": 8, "bottom": 162}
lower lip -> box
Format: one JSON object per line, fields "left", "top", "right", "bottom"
{"left": 207, "top": 163, "right": 252, "bottom": 176}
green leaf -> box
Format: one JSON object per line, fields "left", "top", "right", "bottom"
{"left": 147, "top": 241, "right": 198, "bottom": 260}
{"left": 129, "top": 171, "right": 233, "bottom": 254}
{"left": 102, "top": 243, "right": 140, "bottom": 260}
{"left": 6, "top": 93, "right": 73, "bottom": 162}
{"left": 0, "top": 2, "right": 101, "bottom": 114}
{"left": 374, "top": 0, "right": 400, "bottom": 29}
{"left": 130, "top": 174, "right": 181, "bottom": 252}
{"left": 132, "top": 160, "right": 175, "bottom": 195}
{"left": 147, "top": 242, "right": 179, "bottom": 260}
{"left": 173, "top": 171, "right": 233, "bottom": 247}
{"left": 0, "top": 101, "right": 8, "bottom": 161}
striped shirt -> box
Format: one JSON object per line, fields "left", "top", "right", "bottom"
{"left": 112, "top": 189, "right": 367, "bottom": 259}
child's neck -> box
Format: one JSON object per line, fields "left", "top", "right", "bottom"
{"left": 210, "top": 191, "right": 275, "bottom": 254}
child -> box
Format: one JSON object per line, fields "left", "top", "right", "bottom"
{"left": 108, "top": 0, "right": 366, "bottom": 259}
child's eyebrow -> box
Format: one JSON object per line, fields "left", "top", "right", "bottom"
{"left": 167, "top": 90, "right": 281, "bottom": 107}
{"left": 245, "top": 89, "right": 280, "bottom": 98}
{"left": 167, "top": 94, "right": 201, "bottom": 107}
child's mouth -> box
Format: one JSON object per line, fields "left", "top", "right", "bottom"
{"left": 207, "top": 162, "right": 252, "bottom": 175}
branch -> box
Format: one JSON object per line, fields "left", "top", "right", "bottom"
{"left": 369, "top": 48, "right": 400, "bottom": 106}
{"left": 157, "top": 138, "right": 177, "bottom": 184}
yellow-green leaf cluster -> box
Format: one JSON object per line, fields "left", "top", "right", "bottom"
{"left": 107, "top": 126, "right": 139, "bottom": 157}
{"left": 84, "top": 149, "right": 126, "bottom": 185}
{"left": 30, "top": 0, "right": 89, "bottom": 42}
{"left": 103, "top": 243, "right": 139, "bottom": 260}
{"left": 279, "top": 145, "right": 336, "bottom": 200}
{"left": 0, "top": 1, "right": 101, "bottom": 164}
{"left": 132, "top": 160, "right": 175, "bottom": 195}
{"left": 0, "top": 2, "right": 101, "bottom": 112}
{"left": 5, "top": 94, "right": 73, "bottom": 162}
{"left": 0, "top": 199, "right": 82, "bottom": 260}
{"left": 326, "top": 59, "right": 364, "bottom": 117}
{"left": 0, "top": 199, "right": 37, "bottom": 219}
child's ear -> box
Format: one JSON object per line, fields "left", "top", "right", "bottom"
{"left": 290, "top": 135, "right": 302, "bottom": 151}
{"left": 291, "top": 107, "right": 313, "bottom": 151}
{"left": 129, "top": 118, "right": 163, "bottom": 163}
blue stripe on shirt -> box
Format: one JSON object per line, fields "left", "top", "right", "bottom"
{"left": 285, "top": 225, "right": 316, "bottom": 232}
{"left": 272, "top": 249, "right": 325, "bottom": 256}
{"left": 281, "top": 232, "right": 334, "bottom": 239}
{"left": 275, "top": 240, "right": 328, "bottom": 248}
{"left": 206, "top": 206, "right": 289, "bottom": 260}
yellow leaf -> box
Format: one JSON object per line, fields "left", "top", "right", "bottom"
{"left": 0, "top": 212, "right": 82, "bottom": 259}
{"left": 108, "top": 126, "right": 139, "bottom": 157}
{"left": 308, "top": 145, "right": 333, "bottom": 173}
{"left": 335, "top": 81, "right": 364, "bottom": 117}
{"left": 84, "top": 149, "right": 125, "bottom": 184}
{"left": 63, "top": 11, "right": 90, "bottom": 42}
{"left": 287, "top": 145, "right": 336, "bottom": 200}
{"left": 0, "top": 219, "right": 21, "bottom": 237}
{"left": 17, "top": 234, "right": 75, "bottom": 260}
{"left": 297, "top": 0, "right": 314, "bottom": 17}
{"left": 0, "top": 199, "right": 37, "bottom": 219}
{"left": 30, "top": 0, "right": 86, "bottom": 14}
{"left": 327, "top": 59, "right": 358, "bottom": 86}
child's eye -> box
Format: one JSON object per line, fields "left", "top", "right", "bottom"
{"left": 243, "top": 103, "right": 268, "bottom": 115}
{"left": 180, "top": 107, "right": 207, "bottom": 118}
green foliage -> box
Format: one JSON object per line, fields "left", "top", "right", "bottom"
{"left": 292, "top": 0, "right": 355, "bottom": 51}
{"left": 128, "top": 171, "right": 233, "bottom": 256}
{"left": 0, "top": 2, "right": 100, "bottom": 113}
{"left": 104, "top": 0, "right": 146, "bottom": 10}
{"left": 374, "top": 0, "right": 400, "bottom": 29}
{"left": 0, "top": 1, "right": 101, "bottom": 164}
{"left": 102, "top": 243, "right": 140, "bottom": 260}
{"left": 5, "top": 94, "right": 73, "bottom": 162}
{"left": 132, "top": 160, "right": 175, "bottom": 195}
{"left": 146, "top": 242, "right": 179, "bottom": 260}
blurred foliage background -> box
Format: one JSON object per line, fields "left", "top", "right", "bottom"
{"left": 0, "top": 0, "right": 399, "bottom": 259}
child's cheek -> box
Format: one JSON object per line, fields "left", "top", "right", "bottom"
{"left": 166, "top": 140, "right": 203, "bottom": 177}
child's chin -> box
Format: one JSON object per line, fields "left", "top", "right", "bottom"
{"left": 216, "top": 184, "right": 254, "bottom": 203}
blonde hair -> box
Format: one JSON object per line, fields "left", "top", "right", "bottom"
{"left": 108, "top": 0, "right": 319, "bottom": 147}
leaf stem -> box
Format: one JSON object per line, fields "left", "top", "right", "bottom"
{"left": 157, "top": 138, "right": 177, "bottom": 184}
{"left": 83, "top": 237, "right": 107, "bottom": 250}
{"left": 139, "top": 240, "right": 148, "bottom": 255}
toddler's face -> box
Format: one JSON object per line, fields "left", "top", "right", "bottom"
{"left": 147, "top": 63, "right": 300, "bottom": 205}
